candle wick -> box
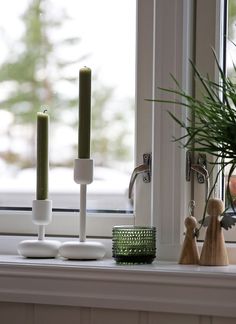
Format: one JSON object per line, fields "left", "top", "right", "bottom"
{"left": 43, "top": 109, "right": 47, "bottom": 113}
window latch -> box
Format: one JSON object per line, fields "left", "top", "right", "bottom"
{"left": 128, "top": 153, "right": 151, "bottom": 199}
{"left": 186, "top": 150, "right": 209, "bottom": 201}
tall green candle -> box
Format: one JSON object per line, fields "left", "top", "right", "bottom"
{"left": 36, "top": 111, "right": 49, "bottom": 200}
{"left": 78, "top": 67, "right": 91, "bottom": 158}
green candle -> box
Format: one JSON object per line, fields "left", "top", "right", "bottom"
{"left": 36, "top": 111, "right": 49, "bottom": 200}
{"left": 78, "top": 67, "right": 91, "bottom": 158}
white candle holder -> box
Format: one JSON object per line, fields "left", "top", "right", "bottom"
{"left": 18, "top": 200, "right": 61, "bottom": 258}
{"left": 59, "top": 158, "right": 106, "bottom": 260}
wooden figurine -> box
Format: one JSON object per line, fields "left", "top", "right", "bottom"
{"left": 179, "top": 201, "right": 200, "bottom": 265}
{"left": 199, "top": 198, "right": 229, "bottom": 266}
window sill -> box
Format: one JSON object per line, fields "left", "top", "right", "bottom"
{"left": 0, "top": 254, "right": 236, "bottom": 318}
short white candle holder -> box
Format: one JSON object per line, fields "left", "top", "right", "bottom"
{"left": 59, "top": 158, "right": 106, "bottom": 260}
{"left": 18, "top": 200, "right": 61, "bottom": 258}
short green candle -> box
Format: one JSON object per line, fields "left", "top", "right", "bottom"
{"left": 78, "top": 67, "right": 91, "bottom": 159}
{"left": 36, "top": 111, "right": 49, "bottom": 200}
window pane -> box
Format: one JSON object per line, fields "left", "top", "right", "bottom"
{"left": 217, "top": 0, "right": 236, "bottom": 243}
{"left": 0, "top": 0, "right": 135, "bottom": 212}
{"left": 225, "top": 0, "right": 236, "bottom": 213}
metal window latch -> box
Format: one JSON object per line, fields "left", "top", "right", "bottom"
{"left": 128, "top": 153, "right": 151, "bottom": 199}
{"left": 186, "top": 150, "right": 209, "bottom": 201}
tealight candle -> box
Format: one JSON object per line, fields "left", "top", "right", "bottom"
{"left": 36, "top": 111, "right": 49, "bottom": 200}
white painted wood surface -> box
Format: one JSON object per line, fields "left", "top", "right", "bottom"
{"left": 0, "top": 256, "right": 236, "bottom": 323}
{"left": 151, "top": 0, "right": 193, "bottom": 261}
{"left": 0, "top": 303, "right": 235, "bottom": 324}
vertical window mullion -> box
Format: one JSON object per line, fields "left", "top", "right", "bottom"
{"left": 134, "top": 0, "right": 154, "bottom": 226}
{"left": 151, "top": 0, "right": 194, "bottom": 260}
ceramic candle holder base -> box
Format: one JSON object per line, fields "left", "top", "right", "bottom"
{"left": 17, "top": 200, "right": 61, "bottom": 258}
{"left": 59, "top": 158, "right": 105, "bottom": 260}
{"left": 18, "top": 239, "right": 61, "bottom": 258}
{"left": 59, "top": 241, "right": 106, "bottom": 260}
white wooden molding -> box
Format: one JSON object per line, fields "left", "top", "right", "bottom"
{"left": 134, "top": 0, "right": 154, "bottom": 226}
{"left": 0, "top": 256, "right": 236, "bottom": 318}
{"left": 151, "top": 0, "right": 193, "bottom": 260}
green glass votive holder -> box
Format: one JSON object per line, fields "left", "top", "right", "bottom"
{"left": 112, "top": 225, "right": 156, "bottom": 264}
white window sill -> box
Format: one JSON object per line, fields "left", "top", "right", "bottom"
{"left": 0, "top": 253, "right": 236, "bottom": 318}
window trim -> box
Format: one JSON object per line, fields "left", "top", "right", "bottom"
{"left": 0, "top": 255, "right": 236, "bottom": 317}
{"left": 149, "top": 0, "right": 194, "bottom": 260}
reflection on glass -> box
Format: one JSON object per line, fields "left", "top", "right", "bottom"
{"left": 0, "top": 0, "right": 135, "bottom": 211}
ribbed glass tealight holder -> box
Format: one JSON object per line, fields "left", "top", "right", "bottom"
{"left": 112, "top": 225, "right": 156, "bottom": 264}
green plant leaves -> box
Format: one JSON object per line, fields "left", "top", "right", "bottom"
{"left": 150, "top": 49, "right": 236, "bottom": 231}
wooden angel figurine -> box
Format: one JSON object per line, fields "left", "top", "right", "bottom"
{"left": 179, "top": 200, "right": 200, "bottom": 265}
{"left": 199, "top": 198, "right": 229, "bottom": 266}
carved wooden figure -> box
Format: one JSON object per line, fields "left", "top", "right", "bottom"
{"left": 179, "top": 215, "right": 200, "bottom": 264}
{"left": 199, "top": 198, "right": 229, "bottom": 266}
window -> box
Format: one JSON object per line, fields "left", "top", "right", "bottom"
{"left": 0, "top": 0, "right": 229, "bottom": 261}
{"left": 0, "top": 0, "right": 136, "bottom": 237}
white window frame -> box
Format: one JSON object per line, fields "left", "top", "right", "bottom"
{"left": 135, "top": 0, "right": 194, "bottom": 261}
{"left": 1, "top": 0, "right": 232, "bottom": 261}
{"left": 151, "top": 0, "right": 193, "bottom": 261}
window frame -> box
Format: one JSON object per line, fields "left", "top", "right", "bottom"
{"left": 148, "top": 0, "right": 194, "bottom": 260}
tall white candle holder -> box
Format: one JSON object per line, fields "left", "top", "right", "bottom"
{"left": 18, "top": 200, "right": 61, "bottom": 258}
{"left": 59, "top": 158, "right": 106, "bottom": 260}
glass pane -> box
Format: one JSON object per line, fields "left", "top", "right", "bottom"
{"left": 225, "top": 0, "right": 236, "bottom": 211}
{"left": 0, "top": 0, "right": 135, "bottom": 212}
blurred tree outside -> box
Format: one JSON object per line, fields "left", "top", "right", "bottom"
{"left": 228, "top": 0, "right": 236, "bottom": 79}
{"left": 228, "top": 0, "right": 236, "bottom": 39}
{"left": 0, "top": 0, "right": 133, "bottom": 172}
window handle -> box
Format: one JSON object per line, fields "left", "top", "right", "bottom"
{"left": 191, "top": 164, "right": 209, "bottom": 202}
{"left": 186, "top": 151, "right": 209, "bottom": 202}
{"left": 128, "top": 153, "right": 151, "bottom": 199}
